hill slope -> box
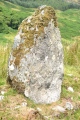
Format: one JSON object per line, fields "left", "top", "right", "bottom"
{"left": 5, "top": 0, "right": 80, "bottom": 10}
{"left": 0, "top": 0, "right": 34, "bottom": 33}
{"left": 57, "top": 9, "right": 80, "bottom": 40}
{"left": 66, "top": 0, "right": 80, "bottom": 4}
{"left": 0, "top": 1, "right": 80, "bottom": 120}
{"left": 0, "top": 1, "right": 80, "bottom": 44}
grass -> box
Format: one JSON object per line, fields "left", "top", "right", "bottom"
{"left": 0, "top": 2, "right": 80, "bottom": 120}
{"left": 62, "top": 65, "right": 80, "bottom": 99}
{"left": 0, "top": 0, "right": 34, "bottom": 34}
{"left": 0, "top": 31, "right": 80, "bottom": 120}
{"left": 4, "top": 0, "right": 80, "bottom": 10}
{"left": 57, "top": 9, "right": 80, "bottom": 40}
{"left": 0, "top": 31, "right": 16, "bottom": 45}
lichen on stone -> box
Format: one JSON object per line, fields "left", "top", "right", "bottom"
{"left": 8, "top": 5, "right": 63, "bottom": 103}
{"left": 12, "top": 6, "right": 57, "bottom": 66}
{"left": 7, "top": 76, "right": 25, "bottom": 94}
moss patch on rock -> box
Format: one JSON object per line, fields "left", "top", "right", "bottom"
{"left": 12, "top": 5, "right": 57, "bottom": 66}
{"left": 7, "top": 76, "right": 25, "bottom": 94}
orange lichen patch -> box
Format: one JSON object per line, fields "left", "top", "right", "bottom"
{"left": 12, "top": 6, "right": 57, "bottom": 66}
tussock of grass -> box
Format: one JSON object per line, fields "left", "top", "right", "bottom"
{"left": 63, "top": 38, "right": 80, "bottom": 66}
{"left": 0, "top": 45, "right": 9, "bottom": 79}
{"left": 57, "top": 9, "right": 80, "bottom": 40}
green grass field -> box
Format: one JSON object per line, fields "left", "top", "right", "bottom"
{"left": 0, "top": 1, "right": 80, "bottom": 120}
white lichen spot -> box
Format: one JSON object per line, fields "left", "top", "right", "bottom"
{"left": 39, "top": 15, "right": 43, "bottom": 20}
{"left": 24, "top": 90, "right": 29, "bottom": 97}
{"left": 34, "top": 34, "right": 38, "bottom": 40}
{"left": 33, "top": 53, "right": 36, "bottom": 59}
{"left": 45, "top": 56, "right": 48, "bottom": 61}
{"left": 24, "top": 79, "right": 30, "bottom": 84}
{"left": 25, "top": 71, "right": 29, "bottom": 77}
{"left": 51, "top": 19, "right": 53, "bottom": 22}
{"left": 27, "top": 16, "right": 32, "bottom": 23}
{"left": 36, "top": 57, "right": 40, "bottom": 60}
{"left": 59, "top": 63, "right": 64, "bottom": 73}
{"left": 19, "top": 29, "right": 22, "bottom": 34}
{"left": 36, "top": 73, "right": 41, "bottom": 78}
{"left": 41, "top": 10, "right": 44, "bottom": 15}
{"left": 0, "top": 95, "right": 4, "bottom": 101}
{"left": 58, "top": 42, "right": 63, "bottom": 49}
{"left": 49, "top": 39, "right": 53, "bottom": 45}
{"left": 30, "top": 27, "right": 34, "bottom": 31}
{"left": 27, "top": 19, "right": 31, "bottom": 23}
{"left": 27, "top": 26, "right": 29, "bottom": 31}
{"left": 52, "top": 55, "right": 55, "bottom": 61}
{"left": 36, "top": 25, "right": 38, "bottom": 31}
{"left": 9, "top": 64, "right": 14, "bottom": 71}
{"left": 15, "top": 34, "right": 21, "bottom": 41}
{"left": 25, "top": 48, "right": 29, "bottom": 52}
{"left": 39, "top": 5, "right": 46, "bottom": 10}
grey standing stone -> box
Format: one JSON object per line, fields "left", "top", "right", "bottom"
{"left": 7, "top": 5, "right": 63, "bottom": 104}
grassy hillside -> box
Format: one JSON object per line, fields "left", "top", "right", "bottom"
{"left": 0, "top": 1, "right": 80, "bottom": 44}
{"left": 57, "top": 9, "right": 80, "bottom": 40}
{"left": 66, "top": 0, "right": 80, "bottom": 4}
{"left": 0, "top": 1, "right": 34, "bottom": 33}
{"left": 0, "top": 1, "right": 80, "bottom": 120}
{"left": 0, "top": 0, "right": 34, "bottom": 45}
{"left": 5, "top": 0, "right": 80, "bottom": 10}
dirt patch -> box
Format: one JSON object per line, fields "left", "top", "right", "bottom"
{"left": 0, "top": 86, "right": 45, "bottom": 120}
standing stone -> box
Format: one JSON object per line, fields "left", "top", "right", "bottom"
{"left": 7, "top": 5, "right": 63, "bottom": 104}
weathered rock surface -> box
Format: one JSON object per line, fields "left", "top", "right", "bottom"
{"left": 7, "top": 5, "right": 63, "bottom": 104}
{"left": 68, "top": 86, "right": 74, "bottom": 92}
{"left": 65, "top": 102, "right": 73, "bottom": 110}
{"left": 52, "top": 106, "right": 66, "bottom": 113}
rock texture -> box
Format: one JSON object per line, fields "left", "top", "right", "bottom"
{"left": 7, "top": 5, "right": 63, "bottom": 104}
